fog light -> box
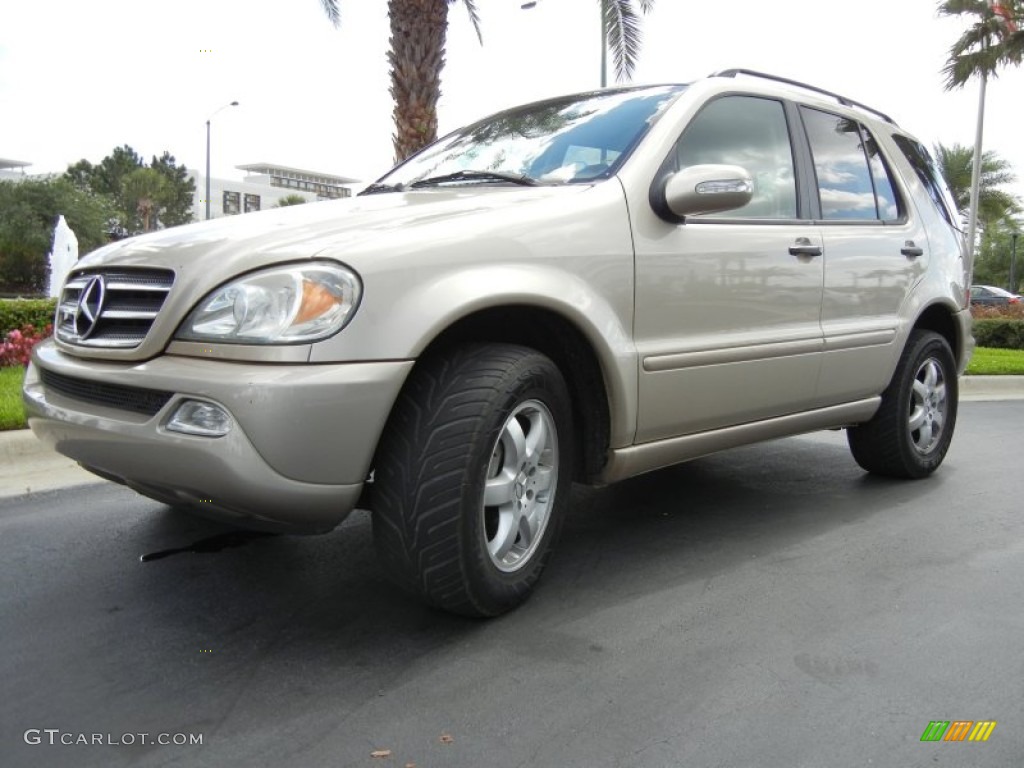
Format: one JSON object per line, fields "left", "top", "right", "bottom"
{"left": 166, "top": 400, "right": 232, "bottom": 437}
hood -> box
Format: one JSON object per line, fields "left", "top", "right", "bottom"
{"left": 79, "top": 185, "right": 590, "bottom": 272}
{"left": 59, "top": 185, "right": 595, "bottom": 362}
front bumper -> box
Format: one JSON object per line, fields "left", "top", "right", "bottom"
{"left": 23, "top": 342, "right": 413, "bottom": 532}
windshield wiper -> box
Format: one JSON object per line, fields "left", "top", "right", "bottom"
{"left": 359, "top": 182, "right": 405, "bottom": 195}
{"left": 409, "top": 170, "right": 540, "bottom": 188}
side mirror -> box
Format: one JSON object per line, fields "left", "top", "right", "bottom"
{"left": 651, "top": 164, "right": 754, "bottom": 222}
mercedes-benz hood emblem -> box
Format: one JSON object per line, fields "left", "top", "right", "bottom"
{"left": 74, "top": 275, "right": 106, "bottom": 339}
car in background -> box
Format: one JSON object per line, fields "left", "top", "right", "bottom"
{"left": 970, "top": 285, "right": 1022, "bottom": 306}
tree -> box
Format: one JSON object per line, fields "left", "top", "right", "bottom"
{"left": 972, "top": 218, "right": 1023, "bottom": 289}
{"left": 936, "top": 142, "right": 1022, "bottom": 290}
{"left": 935, "top": 142, "right": 1022, "bottom": 227}
{"left": 0, "top": 179, "right": 115, "bottom": 294}
{"left": 318, "top": 0, "right": 655, "bottom": 162}
{"left": 276, "top": 194, "right": 309, "bottom": 207}
{"left": 123, "top": 168, "right": 168, "bottom": 233}
{"left": 150, "top": 152, "right": 197, "bottom": 227}
{"left": 65, "top": 144, "right": 143, "bottom": 205}
{"left": 64, "top": 146, "right": 195, "bottom": 233}
{"left": 940, "top": 0, "right": 1023, "bottom": 89}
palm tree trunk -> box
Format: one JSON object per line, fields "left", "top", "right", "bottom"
{"left": 387, "top": 0, "right": 449, "bottom": 162}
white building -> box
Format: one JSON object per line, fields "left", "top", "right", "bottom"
{"left": 189, "top": 163, "right": 360, "bottom": 221}
{"left": 0, "top": 158, "right": 32, "bottom": 181}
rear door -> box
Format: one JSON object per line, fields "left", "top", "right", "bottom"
{"left": 797, "top": 107, "right": 929, "bottom": 405}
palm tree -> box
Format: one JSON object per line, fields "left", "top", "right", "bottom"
{"left": 940, "top": 0, "right": 1024, "bottom": 89}
{"left": 319, "top": 0, "right": 655, "bottom": 162}
{"left": 935, "top": 142, "right": 1022, "bottom": 227}
{"left": 122, "top": 168, "right": 168, "bottom": 233}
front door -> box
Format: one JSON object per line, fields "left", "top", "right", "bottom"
{"left": 632, "top": 94, "right": 825, "bottom": 442}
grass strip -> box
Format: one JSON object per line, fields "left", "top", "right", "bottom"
{"left": 0, "top": 366, "right": 26, "bottom": 431}
{"left": 966, "top": 346, "right": 1024, "bottom": 375}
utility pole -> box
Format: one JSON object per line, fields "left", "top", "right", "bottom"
{"left": 1011, "top": 231, "right": 1019, "bottom": 293}
{"left": 205, "top": 101, "right": 239, "bottom": 220}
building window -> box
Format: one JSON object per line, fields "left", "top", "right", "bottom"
{"left": 223, "top": 191, "right": 241, "bottom": 216}
{"left": 244, "top": 194, "right": 261, "bottom": 213}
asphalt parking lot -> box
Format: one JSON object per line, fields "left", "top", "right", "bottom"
{"left": 1, "top": 395, "right": 1022, "bottom": 767}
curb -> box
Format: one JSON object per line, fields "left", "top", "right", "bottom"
{"left": 0, "top": 428, "right": 104, "bottom": 500}
{"left": 958, "top": 375, "right": 1024, "bottom": 400}
{"left": 0, "top": 427, "right": 52, "bottom": 461}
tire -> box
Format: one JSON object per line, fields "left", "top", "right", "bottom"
{"left": 847, "top": 330, "right": 958, "bottom": 479}
{"left": 372, "top": 343, "right": 573, "bottom": 617}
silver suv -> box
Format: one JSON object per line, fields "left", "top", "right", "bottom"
{"left": 25, "top": 70, "right": 972, "bottom": 616}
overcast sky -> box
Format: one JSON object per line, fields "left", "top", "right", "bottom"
{"left": 1, "top": 0, "right": 1022, "bottom": 200}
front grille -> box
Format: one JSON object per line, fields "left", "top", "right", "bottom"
{"left": 56, "top": 268, "right": 175, "bottom": 349}
{"left": 39, "top": 368, "right": 174, "bottom": 416}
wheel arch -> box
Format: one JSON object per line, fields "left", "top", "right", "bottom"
{"left": 362, "top": 305, "right": 617, "bottom": 491}
{"left": 416, "top": 306, "right": 613, "bottom": 484}
{"left": 912, "top": 301, "right": 966, "bottom": 367}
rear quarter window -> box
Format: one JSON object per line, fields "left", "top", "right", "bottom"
{"left": 892, "top": 135, "right": 961, "bottom": 229}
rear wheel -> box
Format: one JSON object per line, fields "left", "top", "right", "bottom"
{"left": 372, "top": 343, "right": 573, "bottom": 617}
{"left": 847, "top": 330, "right": 957, "bottom": 478}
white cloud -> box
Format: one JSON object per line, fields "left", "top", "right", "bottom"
{"left": 820, "top": 189, "right": 878, "bottom": 212}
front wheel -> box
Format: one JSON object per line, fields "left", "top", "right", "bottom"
{"left": 372, "top": 344, "right": 573, "bottom": 617}
{"left": 847, "top": 330, "right": 958, "bottom": 479}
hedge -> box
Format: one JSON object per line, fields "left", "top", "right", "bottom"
{"left": 972, "top": 318, "right": 1024, "bottom": 351}
{"left": 0, "top": 298, "right": 58, "bottom": 336}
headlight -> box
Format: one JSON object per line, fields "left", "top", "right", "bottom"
{"left": 176, "top": 263, "right": 361, "bottom": 344}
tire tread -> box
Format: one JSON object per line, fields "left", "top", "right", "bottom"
{"left": 372, "top": 343, "right": 571, "bottom": 616}
{"left": 847, "top": 330, "right": 958, "bottom": 479}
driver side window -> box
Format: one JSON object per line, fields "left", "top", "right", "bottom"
{"left": 673, "top": 95, "right": 797, "bottom": 219}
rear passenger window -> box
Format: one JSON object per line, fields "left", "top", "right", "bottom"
{"left": 673, "top": 95, "right": 797, "bottom": 219}
{"left": 801, "top": 107, "right": 887, "bottom": 221}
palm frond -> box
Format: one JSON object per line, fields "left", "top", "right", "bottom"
{"left": 602, "top": 0, "right": 642, "bottom": 83}
{"left": 943, "top": 41, "right": 1003, "bottom": 87}
{"left": 459, "top": 0, "right": 483, "bottom": 45}
{"left": 938, "top": 0, "right": 987, "bottom": 16}
{"left": 940, "top": 0, "right": 1024, "bottom": 88}
{"left": 319, "top": 0, "right": 340, "bottom": 28}
{"left": 996, "top": 29, "right": 1024, "bottom": 65}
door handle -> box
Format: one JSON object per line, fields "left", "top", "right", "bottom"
{"left": 789, "top": 237, "right": 822, "bottom": 257}
{"left": 901, "top": 240, "right": 924, "bottom": 258}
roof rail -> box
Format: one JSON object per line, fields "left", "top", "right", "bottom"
{"left": 709, "top": 68, "right": 896, "bottom": 125}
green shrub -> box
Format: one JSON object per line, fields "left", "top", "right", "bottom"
{"left": 0, "top": 298, "right": 57, "bottom": 336}
{"left": 972, "top": 318, "right": 1024, "bottom": 350}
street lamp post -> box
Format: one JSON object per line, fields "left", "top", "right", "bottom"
{"left": 205, "top": 101, "right": 239, "bottom": 220}
{"left": 599, "top": 0, "right": 607, "bottom": 87}
{"left": 1011, "top": 231, "right": 1019, "bottom": 294}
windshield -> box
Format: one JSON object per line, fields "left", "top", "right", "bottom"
{"left": 365, "top": 85, "right": 685, "bottom": 192}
